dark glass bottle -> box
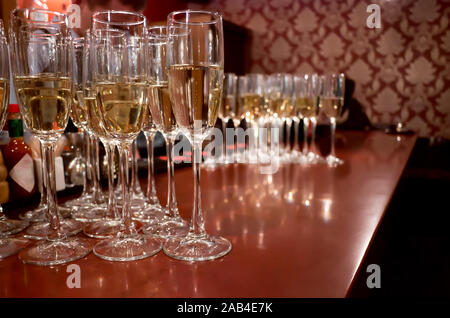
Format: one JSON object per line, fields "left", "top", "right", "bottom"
{"left": 3, "top": 104, "right": 36, "bottom": 201}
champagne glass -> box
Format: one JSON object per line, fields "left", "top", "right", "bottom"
{"left": 9, "top": 8, "right": 72, "bottom": 223}
{"left": 304, "top": 73, "right": 323, "bottom": 164}
{"left": 266, "top": 73, "right": 289, "bottom": 163}
{"left": 131, "top": 27, "right": 165, "bottom": 223}
{"left": 9, "top": 9, "right": 82, "bottom": 240}
{"left": 0, "top": 19, "right": 30, "bottom": 258}
{"left": 11, "top": 13, "right": 92, "bottom": 265}
{"left": 280, "top": 74, "right": 294, "bottom": 163}
{"left": 82, "top": 29, "right": 133, "bottom": 238}
{"left": 292, "top": 74, "right": 313, "bottom": 164}
{"left": 235, "top": 75, "right": 248, "bottom": 161}
{"left": 164, "top": 10, "right": 232, "bottom": 261}
{"left": 142, "top": 26, "right": 189, "bottom": 238}
{"left": 69, "top": 35, "right": 108, "bottom": 223}
{"left": 239, "top": 74, "right": 265, "bottom": 163}
{"left": 91, "top": 10, "right": 161, "bottom": 261}
{"left": 322, "top": 73, "right": 345, "bottom": 167}
{"left": 220, "top": 73, "right": 238, "bottom": 164}
{"left": 291, "top": 75, "right": 305, "bottom": 162}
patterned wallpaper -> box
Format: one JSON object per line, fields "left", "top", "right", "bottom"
{"left": 189, "top": 0, "right": 450, "bottom": 137}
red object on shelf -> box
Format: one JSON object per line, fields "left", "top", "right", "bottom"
{"left": 8, "top": 104, "right": 19, "bottom": 113}
{"left": 2, "top": 107, "right": 36, "bottom": 201}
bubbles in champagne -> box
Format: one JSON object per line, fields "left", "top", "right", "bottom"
{"left": 168, "top": 64, "right": 223, "bottom": 135}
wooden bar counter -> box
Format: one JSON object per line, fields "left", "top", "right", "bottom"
{"left": 0, "top": 130, "right": 416, "bottom": 298}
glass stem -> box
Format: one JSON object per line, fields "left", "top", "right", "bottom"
{"left": 82, "top": 131, "right": 93, "bottom": 197}
{"left": 279, "top": 118, "right": 285, "bottom": 154}
{"left": 310, "top": 117, "right": 317, "bottom": 154}
{"left": 92, "top": 137, "right": 102, "bottom": 203}
{"left": 39, "top": 140, "right": 48, "bottom": 207}
{"left": 105, "top": 142, "right": 116, "bottom": 219}
{"left": 285, "top": 118, "right": 292, "bottom": 153}
{"left": 166, "top": 135, "right": 179, "bottom": 218}
{"left": 145, "top": 131, "right": 159, "bottom": 205}
{"left": 41, "top": 140, "right": 64, "bottom": 241}
{"left": 131, "top": 139, "right": 142, "bottom": 195}
{"left": 292, "top": 118, "right": 300, "bottom": 152}
{"left": 190, "top": 140, "right": 206, "bottom": 238}
{"left": 118, "top": 143, "right": 135, "bottom": 237}
{"left": 303, "top": 117, "right": 309, "bottom": 155}
{"left": 330, "top": 117, "right": 336, "bottom": 158}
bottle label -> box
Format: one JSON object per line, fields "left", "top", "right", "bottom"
{"left": 9, "top": 153, "right": 35, "bottom": 193}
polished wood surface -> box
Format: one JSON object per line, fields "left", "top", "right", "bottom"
{"left": 0, "top": 131, "right": 416, "bottom": 298}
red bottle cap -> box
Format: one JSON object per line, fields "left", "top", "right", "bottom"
{"left": 8, "top": 104, "right": 20, "bottom": 113}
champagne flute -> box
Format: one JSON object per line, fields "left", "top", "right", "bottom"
{"left": 266, "top": 74, "right": 289, "bottom": 163}
{"left": 9, "top": 8, "right": 73, "bottom": 223}
{"left": 293, "top": 74, "right": 313, "bottom": 164}
{"left": 239, "top": 74, "right": 265, "bottom": 163}
{"left": 304, "top": 73, "right": 323, "bottom": 164}
{"left": 11, "top": 13, "right": 92, "bottom": 265}
{"left": 0, "top": 19, "right": 30, "bottom": 259}
{"left": 220, "top": 73, "right": 238, "bottom": 164}
{"left": 91, "top": 10, "right": 161, "bottom": 261}
{"left": 280, "top": 74, "right": 294, "bottom": 163}
{"left": 142, "top": 26, "right": 189, "bottom": 238}
{"left": 322, "top": 73, "right": 345, "bottom": 167}
{"left": 9, "top": 9, "right": 82, "bottom": 241}
{"left": 164, "top": 10, "right": 232, "bottom": 261}
{"left": 131, "top": 27, "right": 165, "bottom": 223}
{"left": 80, "top": 29, "right": 134, "bottom": 238}
{"left": 69, "top": 35, "right": 108, "bottom": 223}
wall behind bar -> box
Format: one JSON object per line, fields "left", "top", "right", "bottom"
{"left": 189, "top": 0, "right": 450, "bottom": 138}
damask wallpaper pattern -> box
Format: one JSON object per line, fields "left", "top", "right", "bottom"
{"left": 189, "top": 0, "right": 450, "bottom": 137}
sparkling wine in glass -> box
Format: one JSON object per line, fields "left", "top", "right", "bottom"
{"left": 163, "top": 10, "right": 232, "bottom": 261}
{"left": 322, "top": 73, "right": 345, "bottom": 167}
{"left": 91, "top": 10, "right": 162, "bottom": 261}
{"left": 11, "top": 11, "right": 92, "bottom": 265}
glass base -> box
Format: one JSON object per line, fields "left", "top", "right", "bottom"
{"left": 143, "top": 216, "right": 189, "bottom": 239}
{"left": 18, "top": 237, "right": 92, "bottom": 266}
{"left": 0, "top": 218, "right": 29, "bottom": 236}
{"left": 71, "top": 205, "right": 107, "bottom": 223}
{"left": 83, "top": 219, "right": 143, "bottom": 239}
{"left": 0, "top": 238, "right": 30, "bottom": 259}
{"left": 306, "top": 151, "right": 324, "bottom": 164}
{"left": 20, "top": 205, "right": 72, "bottom": 222}
{"left": 61, "top": 195, "right": 94, "bottom": 210}
{"left": 132, "top": 204, "right": 164, "bottom": 224}
{"left": 93, "top": 235, "right": 162, "bottom": 262}
{"left": 24, "top": 219, "right": 82, "bottom": 240}
{"left": 163, "top": 233, "right": 232, "bottom": 262}
{"left": 326, "top": 155, "right": 344, "bottom": 167}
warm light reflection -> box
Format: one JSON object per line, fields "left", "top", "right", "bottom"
{"left": 304, "top": 199, "right": 311, "bottom": 207}
{"left": 286, "top": 191, "right": 294, "bottom": 203}
{"left": 216, "top": 219, "right": 221, "bottom": 231}
{"left": 322, "top": 198, "right": 333, "bottom": 222}
{"left": 98, "top": 276, "right": 103, "bottom": 288}
{"left": 258, "top": 231, "right": 264, "bottom": 249}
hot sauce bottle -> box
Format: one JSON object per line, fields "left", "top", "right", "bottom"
{"left": 3, "top": 104, "right": 36, "bottom": 200}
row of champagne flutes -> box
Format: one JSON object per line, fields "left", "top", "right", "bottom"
{"left": 0, "top": 8, "right": 232, "bottom": 265}
{"left": 211, "top": 72, "right": 346, "bottom": 167}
